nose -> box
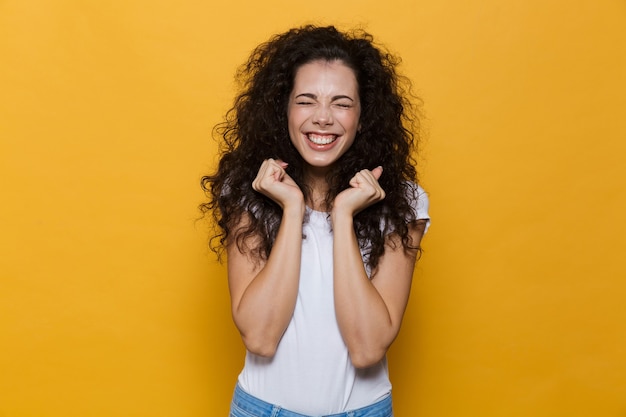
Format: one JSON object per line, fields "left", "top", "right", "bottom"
{"left": 312, "top": 104, "right": 333, "bottom": 127}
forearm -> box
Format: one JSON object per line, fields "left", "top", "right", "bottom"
{"left": 230, "top": 206, "right": 304, "bottom": 356}
{"left": 331, "top": 214, "right": 399, "bottom": 367}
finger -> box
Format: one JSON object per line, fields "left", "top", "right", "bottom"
{"left": 349, "top": 172, "right": 363, "bottom": 188}
{"left": 353, "top": 169, "right": 377, "bottom": 187}
{"left": 357, "top": 169, "right": 386, "bottom": 199}
{"left": 267, "top": 159, "right": 286, "bottom": 182}
{"left": 253, "top": 159, "right": 280, "bottom": 190}
{"left": 252, "top": 161, "right": 265, "bottom": 190}
{"left": 275, "top": 159, "right": 289, "bottom": 169}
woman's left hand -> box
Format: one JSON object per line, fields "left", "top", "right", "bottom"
{"left": 332, "top": 166, "right": 385, "bottom": 217}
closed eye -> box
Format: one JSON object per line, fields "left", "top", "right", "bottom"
{"left": 332, "top": 94, "right": 355, "bottom": 109}
{"left": 294, "top": 93, "right": 316, "bottom": 106}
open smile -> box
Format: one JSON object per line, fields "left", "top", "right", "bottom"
{"left": 306, "top": 133, "right": 338, "bottom": 145}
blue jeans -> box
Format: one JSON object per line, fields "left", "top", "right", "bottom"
{"left": 229, "top": 384, "right": 393, "bottom": 417}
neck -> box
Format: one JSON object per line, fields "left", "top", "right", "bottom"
{"left": 303, "top": 167, "right": 330, "bottom": 212}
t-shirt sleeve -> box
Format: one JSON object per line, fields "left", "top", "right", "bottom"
{"left": 410, "top": 183, "right": 431, "bottom": 234}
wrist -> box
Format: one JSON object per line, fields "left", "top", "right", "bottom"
{"left": 330, "top": 208, "right": 354, "bottom": 228}
{"left": 283, "top": 200, "right": 306, "bottom": 218}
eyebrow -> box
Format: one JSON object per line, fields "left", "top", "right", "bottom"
{"left": 295, "top": 93, "right": 355, "bottom": 102}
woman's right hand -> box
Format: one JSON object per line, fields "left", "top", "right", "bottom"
{"left": 252, "top": 158, "right": 304, "bottom": 211}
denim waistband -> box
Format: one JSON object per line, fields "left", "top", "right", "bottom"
{"left": 230, "top": 384, "right": 393, "bottom": 417}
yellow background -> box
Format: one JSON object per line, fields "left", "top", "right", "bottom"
{"left": 1, "top": 0, "right": 625, "bottom": 416}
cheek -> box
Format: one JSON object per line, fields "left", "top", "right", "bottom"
{"left": 287, "top": 113, "right": 301, "bottom": 143}
{"left": 287, "top": 108, "right": 305, "bottom": 128}
{"left": 341, "top": 113, "right": 361, "bottom": 133}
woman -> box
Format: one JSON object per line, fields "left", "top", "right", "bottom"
{"left": 201, "top": 25, "right": 430, "bottom": 417}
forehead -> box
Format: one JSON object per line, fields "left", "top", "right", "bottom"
{"left": 292, "top": 59, "right": 359, "bottom": 91}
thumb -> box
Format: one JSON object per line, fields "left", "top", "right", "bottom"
{"left": 371, "top": 166, "right": 383, "bottom": 180}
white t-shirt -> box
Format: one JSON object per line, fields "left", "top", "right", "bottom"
{"left": 238, "top": 184, "right": 430, "bottom": 415}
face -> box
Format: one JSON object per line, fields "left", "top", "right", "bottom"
{"left": 287, "top": 59, "right": 361, "bottom": 175}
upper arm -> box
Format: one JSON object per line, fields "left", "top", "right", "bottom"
{"left": 370, "top": 220, "right": 427, "bottom": 334}
{"left": 226, "top": 214, "right": 265, "bottom": 314}
{"left": 369, "top": 183, "right": 430, "bottom": 336}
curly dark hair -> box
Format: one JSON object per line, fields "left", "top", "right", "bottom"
{"left": 200, "top": 25, "right": 422, "bottom": 270}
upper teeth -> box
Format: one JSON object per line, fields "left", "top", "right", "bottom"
{"left": 308, "top": 134, "right": 336, "bottom": 145}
